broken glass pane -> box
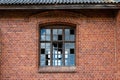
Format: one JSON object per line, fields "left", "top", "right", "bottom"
{"left": 58, "top": 35, "right": 62, "bottom": 40}
{"left": 70, "top": 49, "right": 74, "bottom": 54}
{"left": 53, "top": 43, "right": 57, "bottom": 48}
{"left": 58, "top": 43, "right": 62, "bottom": 48}
{"left": 70, "top": 29, "right": 74, "bottom": 35}
{"left": 46, "top": 60, "right": 48, "bottom": 65}
{"left": 46, "top": 54, "right": 50, "bottom": 59}
{"left": 41, "top": 49, "right": 45, "bottom": 54}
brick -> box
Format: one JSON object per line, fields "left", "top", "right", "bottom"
{"left": 0, "top": 10, "right": 119, "bottom": 80}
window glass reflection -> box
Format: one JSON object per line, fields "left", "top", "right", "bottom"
{"left": 41, "top": 29, "right": 46, "bottom": 35}
{"left": 40, "top": 28, "right": 75, "bottom": 67}
{"left": 46, "top": 29, "right": 51, "bottom": 34}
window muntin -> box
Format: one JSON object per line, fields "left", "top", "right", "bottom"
{"left": 40, "top": 26, "right": 75, "bottom": 67}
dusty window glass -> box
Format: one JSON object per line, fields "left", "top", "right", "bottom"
{"left": 40, "top": 26, "right": 75, "bottom": 67}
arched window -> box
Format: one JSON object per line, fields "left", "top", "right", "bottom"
{"left": 39, "top": 25, "right": 76, "bottom": 72}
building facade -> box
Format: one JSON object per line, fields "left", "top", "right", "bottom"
{"left": 0, "top": 0, "right": 120, "bottom": 80}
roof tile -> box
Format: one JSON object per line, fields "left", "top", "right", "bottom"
{"left": 0, "top": 0, "right": 119, "bottom": 4}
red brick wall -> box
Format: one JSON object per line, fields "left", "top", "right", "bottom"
{"left": 116, "top": 10, "right": 120, "bottom": 80}
{"left": 0, "top": 10, "right": 119, "bottom": 80}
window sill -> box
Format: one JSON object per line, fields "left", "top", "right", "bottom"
{"left": 39, "top": 66, "right": 76, "bottom": 73}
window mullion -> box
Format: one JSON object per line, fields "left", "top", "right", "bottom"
{"left": 50, "top": 29, "right": 53, "bottom": 66}
{"left": 63, "top": 28, "right": 65, "bottom": 66}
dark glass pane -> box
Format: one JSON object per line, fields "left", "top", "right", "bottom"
{"left": 53, "top": 43, "right": 57, "bottom": 47}
{"left": 41, "top": 49, "right": 45, "bottom": 54}
{"left": 58, "top": 35, "right": 62, "bottom": 40}
{"left": 46, "top": 54, "right": 50, "bottom": 59}
{"left": 70, "top": 49, "right": 74, "bottom": 54}
{"left": 46, "top": 49, "right": 50, "bottom": 54}
{"left": 41, "top": 29, "right": 46, "bottom": 35}
{"left": 70, "top": 29, "right": 74, "bottom": 35}
{"left": 58, "top": 43, "right": 62, "bottom": 48}
{"left": 58, "top": 49, "right": 62, "bottom": 54}
{"left": 46, "top": 60, "right": 48, "bottom": 65}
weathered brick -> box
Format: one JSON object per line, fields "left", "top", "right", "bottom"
{"left": 0, "top": 10, "right": 119, "bottom": 80}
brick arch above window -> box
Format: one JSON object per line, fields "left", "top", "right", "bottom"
{"left": 29, "top": 10, "right": 86, "bottom": 18}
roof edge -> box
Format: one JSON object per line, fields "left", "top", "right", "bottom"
{"left": 0, "top": 4, "right": 119, "bottom": 10}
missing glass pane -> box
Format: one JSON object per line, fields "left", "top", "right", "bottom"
{"left": 41, "top": 49, "right": 45, "bottom": 54}
{"left": 53, "top": 43, "right": 57, "bottom": 47}
{"left": 70, "top": 49, "right": 74, "bottom": 54}
{"left": 58, "top": 43, "right": 62, "bottom": 48}
{"left": 46, "top": 60, "right": 48, "bottom": 65}
{"left": 46, "top": 55, "right": 50, "bottom": 59}
{"left": 58, "top": 35, "right": 62, "bottom": 40}
{"left": 70, "top": 29, "right": 74, "bottom": 35}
